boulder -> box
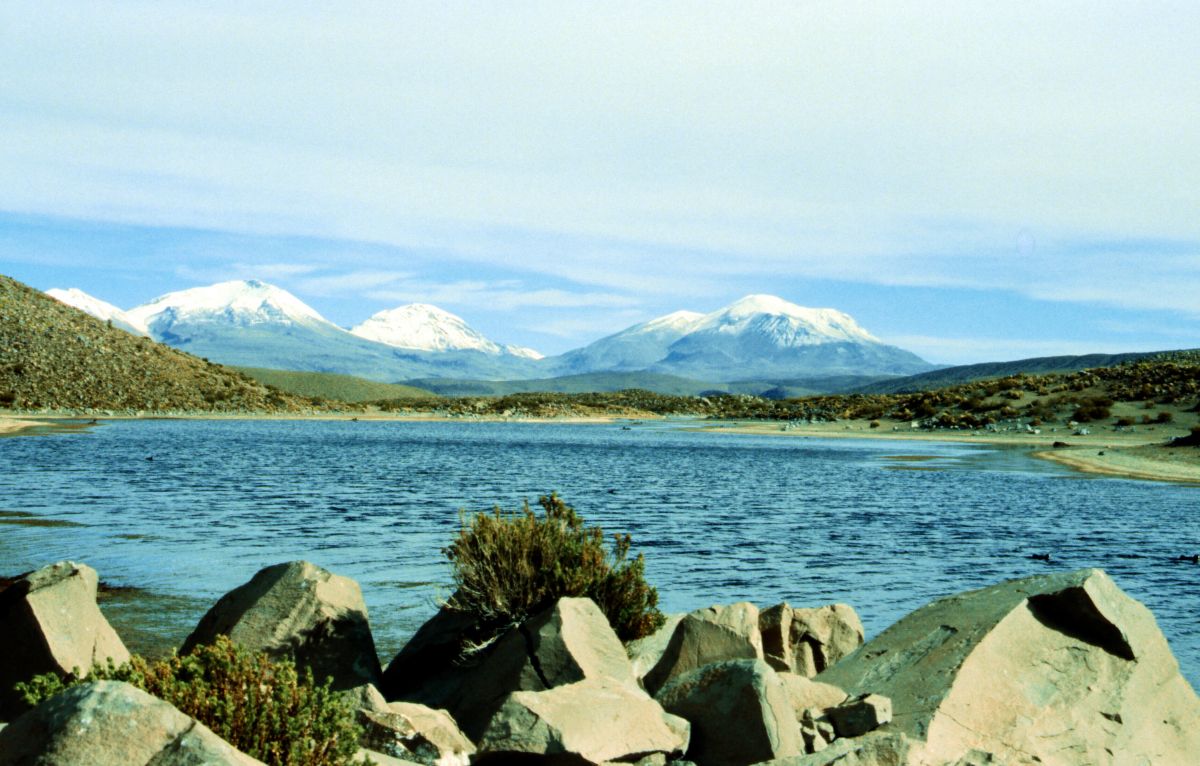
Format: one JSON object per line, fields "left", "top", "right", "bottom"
{"left": 341, "top": 682, "right": 391, "bottom": 714}
{"left": 642, "top": 602, "right": 763, "bottom": 695}
{"left": 357, "top": 701, "right": 474, "bottom": 766}
{"left": 751, "top": 731, "right": 917, "bottom": 765}
{"left": 384, "top": 597, "right": 638, "bottom": 740}
{"left": 354, "top": 749, "right": 423, "bottom": 766}
{"left": 0, "top": 680, "right": 263, "bottom": 765}
{"left": 760, "top": 602, "right": 864, "bottom": 677}
{"left": 627, "top": 612, "right": 685, "bottom": 684}
{"left": 817, "top": 568, "right": 1200, "bottom": 765}
{"left": 477, "top": 679, "right": 689, "bottom": 764}
{"left": 181, "top": 560, "right": 381, "bottom": 691}
{"left": 656, "top": 659, "right": 803, "bottom": 766}
{"left": 825, "top": 693, "right": 892, "bottom": 738}
{"left": 797, "top": 708, "right": 836, "bottom": 755}
{"left": 0, "top": 561, "right": 131, "bottom": 720}
{"left": 777, "top": 673, "right": 848, "bottom": 717}
{"left": 379, "top": 604, "right": 480, "bottom": 701}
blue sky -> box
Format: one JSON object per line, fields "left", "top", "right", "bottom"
{"left": 2, "top": 2, "right": 1198, "bottom": 364}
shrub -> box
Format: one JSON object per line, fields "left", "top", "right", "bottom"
{"left": 1156, "top": 411, "right": 1174, "bottom": 423}
{"left": 1115, "top": 416, "right": 1135, "bottom": 427}
{"left": 15, "top": 636, "right": 361, "bottom": 766}
{"left": 444, "top": 493, "right": 664, "bottom": 642}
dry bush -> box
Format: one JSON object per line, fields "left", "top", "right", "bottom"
{"left": 443, "top": 493, "right": 664, "bottom": 642}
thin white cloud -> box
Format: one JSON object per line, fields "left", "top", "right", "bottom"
{"left": 366, "top": 282, "right": 637, "bottom": 312}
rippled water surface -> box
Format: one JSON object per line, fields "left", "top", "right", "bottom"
{"left": 2, "top": 419, "right": 1197, "bottom": 685}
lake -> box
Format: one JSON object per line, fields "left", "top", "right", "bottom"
{"left": 2, "top": 419, "right": 1197, "bottom": 686}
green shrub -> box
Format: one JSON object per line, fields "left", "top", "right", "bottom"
{"left": 444, "top": 493, "right": 664, "bottom": 642}
{"left": 15, "top": 636, "right": 361, "bottom": 766}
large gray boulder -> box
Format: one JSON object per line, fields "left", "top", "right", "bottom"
{"left": 626, "top": 612, "right": 685, "bottom": 683}
{"left": 0, "top": 561, "right": 131, "bottom": 720}
{"left": 656, "top": 659, "right": 803, "bottom": 766}
{"left": 817, "top": 568, "right": 1200, "bottom": 765}
{"left": 384, "top": 597, "right": 639, "bottom": 740}
{"left": 357, "top": 701, "right": 475, "bottom": 766}
{"left": 760, "top": 603, "right": 864, "bottom": 677}
{"left": 181, "top": 561, "right": 381, "bottom": 691}
{"left": 477, "top": 679, "right": 690, "bottom": 764}
{"left": 642, "top": 602, "right": 763, "bottom": 695}
{"left": 0, "top": 680, "right": 263, "bottom": 765}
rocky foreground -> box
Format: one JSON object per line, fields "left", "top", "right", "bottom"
{"left": 1, "top": 561, "right": 1198, "bottom": 765}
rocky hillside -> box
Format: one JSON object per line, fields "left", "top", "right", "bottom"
{"left": 1, "top": 275, "right": 316, "bottom": 413}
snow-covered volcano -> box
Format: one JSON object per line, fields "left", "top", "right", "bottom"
{"left": 350, "top": 303, "right": 542, "bottom": 359}
{"left": 124, "top": 279, "right": 330, "bottom": 334}
{"left": 119, "top": 280, "right": 543, "bottom": 381}
{"left": 547, "top": 294, "right": 930, "bottom": 379}
{"left": 46, "top": 287, "right": 149, "bottom": 336}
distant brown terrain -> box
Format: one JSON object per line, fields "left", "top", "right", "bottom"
{"left": 0, "top": 274, "right": 314, "bottom": 414}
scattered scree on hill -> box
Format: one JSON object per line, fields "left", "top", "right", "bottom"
{"left": 0, "top": 275, "right": 315, "bottom": 413}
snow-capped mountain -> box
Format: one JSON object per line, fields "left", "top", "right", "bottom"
{"left": 350, "top": 303, "right": 543, "bottom": 359}
{"left": 46, "top": 287, "right": 149, "bottom": 336}
{"left": 549, "top": 310, "right": 704, "bottom": 373}
{"left": 119, "top": 280, "right": 543, "bottom": 382}
{"left": 124, "top": 280, "right": 329, "bottom": 335}
{"left": 548, "top": 294, "right": 931, "bottom": 379}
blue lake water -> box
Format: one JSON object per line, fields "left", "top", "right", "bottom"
{"left": 2, "top": 419, "right": 1197, "bottom": 686}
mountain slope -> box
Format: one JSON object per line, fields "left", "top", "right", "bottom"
{"left": 548, "top": 311, "right": 704, "bottom": 374}
{"left": 851, "top": 351, "right": 1192, "bottom": 394}
{"left": 46, "top": 287, "right": 149, "bottom": 336}
{"left": 233, "top": 367, "right": 436, "bottom": 403}
{"left": 1, "top": 275, "right": 311, "bottom": 412}
{"left": 548, "top": 295, "right": 931, "bottom": 380}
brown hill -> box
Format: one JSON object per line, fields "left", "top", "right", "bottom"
{"left": 0, "top": 274, "right": 316, "bottom": 413}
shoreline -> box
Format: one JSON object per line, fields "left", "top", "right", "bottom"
{"left": 695, "top": 419, "right": 1200, "bottom": 485}
{"left": 3, "top": 412, "right": 1197, "bottom": 485}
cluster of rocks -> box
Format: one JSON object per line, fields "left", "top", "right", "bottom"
{"left": 2, "top": 560, "right": 1199, "bottom": 765}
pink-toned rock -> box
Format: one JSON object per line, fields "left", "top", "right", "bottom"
{"left": 642, "top": 602, "right": 763, "bottom": 695}
{"left": 0, "top": 561, "right": 130, "bottom": 720}
{"left": 760, "top": 602, "right": 863, "bottom": 677}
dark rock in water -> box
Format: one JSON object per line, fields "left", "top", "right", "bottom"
{"left": 816, "top": 568, "right": 1200, "bottom": 765}
{"left": 181, "top": 560, "right": 381, "bottom": 691}
{"left": 0, "top": 561, "right": 130, "bottom": 720}
{"left": 0, "top": 680, "right": 262, "bottom": 765}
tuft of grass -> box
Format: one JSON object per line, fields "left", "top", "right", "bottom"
{"left": 15, "top": 636, "right": 362, "bottom": 766}
{"left": 443, "top": 493, "right": 664, "bottom": 643}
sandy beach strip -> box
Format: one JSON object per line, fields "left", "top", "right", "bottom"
{"left": 1034, "top": 446, "right": 1200, "bottom": 484}
{"left": 0, "top": 416, "right": 49, "bottom": 435}
{"left": 698, "top": 419, "right": 1200, "bottom": 485}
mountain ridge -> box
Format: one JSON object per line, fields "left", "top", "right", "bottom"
{"left": 47, "top": 281, "right": 932, "bottom": 384}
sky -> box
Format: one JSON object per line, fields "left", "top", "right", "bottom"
{"left": 2, "top": 2, "right": 1198, "bottom": 365}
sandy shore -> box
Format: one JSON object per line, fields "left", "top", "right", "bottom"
{"left": 0, "top": 416, "right": 52, "bottom": 435}
{"left": 698, "top": 419, "right": 1200, "bottom": 485}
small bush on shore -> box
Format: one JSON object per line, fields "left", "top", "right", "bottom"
{"left": 444, "top": 493, "right": 665, "bottom": 642}
{"left": 15, "top": 636, "right": 361, "bottom": 766}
